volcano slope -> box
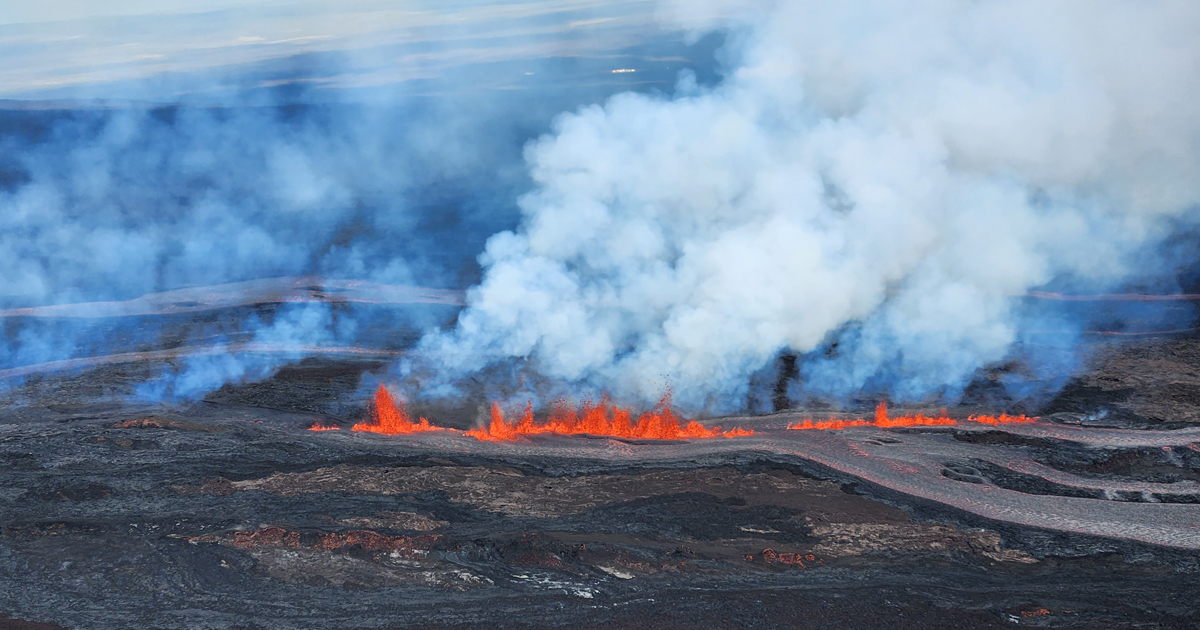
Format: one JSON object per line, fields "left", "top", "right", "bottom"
{"left": 3, "top": 338, "right": 1200, "bottom": 629}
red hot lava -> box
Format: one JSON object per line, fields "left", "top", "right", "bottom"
{"left": 310, "top": 385, "right": 752, "bottom": 441}
{"left": 466, "top": 395, "right": 753, "bottom": 441}
{"left": 787, "top": 402, "right": 1035, "bottom": 430}
{"left": 309, "top": 385, "right": 442, "bottom": 434}
{"left": 352, "top": 385, "right": 442, "bottom": 434}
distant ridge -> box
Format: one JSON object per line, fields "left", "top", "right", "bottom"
{"left": 0, "top": 98, "right": 163, "bottom": 111}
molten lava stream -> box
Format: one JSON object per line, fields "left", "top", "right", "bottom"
{"left": 309, "top": 385, "right": 442, "bottom": 434}
{"left": 466, "top": 395, "right": 753, "bottom": 442}
{"left": 787, "top": 402, "right": 1035, "bottom": 430}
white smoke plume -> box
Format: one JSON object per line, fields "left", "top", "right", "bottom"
{"left": 419, "top": 0, "right": 1200, "bottom": 410}
{"left": 0, "top": 3, "right": 716, "bottom": 401}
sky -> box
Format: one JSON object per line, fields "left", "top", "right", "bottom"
{"left": 0, "top": 0, "right": 672, "bottom": 100}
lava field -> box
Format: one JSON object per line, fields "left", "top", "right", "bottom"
{"left": 7, "top": 4, "right": 1200, "bottom": 627}
{"left": 2, "top": 302, "right": 1200, "bottom": 629}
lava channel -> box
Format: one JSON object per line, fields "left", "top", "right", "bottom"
{"left": 788, "top": 402, "right": 1036, "bottom": 430}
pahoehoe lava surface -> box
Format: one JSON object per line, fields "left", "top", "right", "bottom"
{"left": 3, "top": 339, "right": 1200, "bottom": 629}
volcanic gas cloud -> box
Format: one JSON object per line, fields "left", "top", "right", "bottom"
{"left": 411, "top": 1, "right": 1200, "bottom": 415}
{"left": 788, "top": 402, "right": 1035, "bottom": 431}
{"left": 313, "top": 385, "right": 751, "bottom": 441}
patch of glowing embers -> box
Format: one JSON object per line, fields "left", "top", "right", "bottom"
{"left": 787, "top": 402, "right": 1036, "bottom": 431}
{"left": 309, "top": 385, "right": 752, "bottom": 441}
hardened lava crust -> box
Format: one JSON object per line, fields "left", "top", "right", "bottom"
{"left": 3, "top": 338, "right": 1200, "bottom": 629}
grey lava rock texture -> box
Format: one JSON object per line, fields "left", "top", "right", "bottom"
{"left": 2, "top": 338, "right": 1200, "bottom": 629}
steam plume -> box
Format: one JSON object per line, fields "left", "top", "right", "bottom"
{"left": 0, "top": 3, "right": 717, "bottom": 399}
{"left": 419, "top": 0, "right": 1200, "bottom": 410}
{"left": 0, "top": 102, "right": 516, "bottom": 397}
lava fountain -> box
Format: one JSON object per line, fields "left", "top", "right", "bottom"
{"left": 787, "top": 402, "right": 1035, "bottom": 431}
{"left": 308, "top": 385, "right": 443, "bottom": 434}
{"left": 466, "top": 395, "right": 753, "bottom": 441}
{"left": 311, "top": 386, "right": 753, "bottom": 440}
{"left": 352, "top": 386, "right": 443, "bottom": 434}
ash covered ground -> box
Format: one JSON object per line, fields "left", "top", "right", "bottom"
{"left": 3, "top": 299, "right": 1200, "bottom": 629}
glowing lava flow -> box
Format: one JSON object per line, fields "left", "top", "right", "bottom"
{"left": 788, "top": 402, "right": 1035, "bottom": 430}
{"left": 466, "top": 396, "right": 753, "bottom": 442}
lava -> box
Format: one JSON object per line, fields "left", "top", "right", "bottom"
{"left": 315, "top": 385, "right": 444, "bottom": 435}
{"left": 351, "top": 385, "right": 442, "bottom": 435}
{"left": 788, "top": 402, "right": 1035, "bottom": 430}
{"left": 466, "top": 395, "right": 753, "bottom": 441}
{"left": 310, "top": 386, "right": 751, "bottom": 441}
{"left": 967, "top": 412, "right": 1039, "bottom": 426}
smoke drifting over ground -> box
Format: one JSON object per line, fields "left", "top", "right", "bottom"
{"left": 0, "top": 100, "right": 523, "bottom": 391}
{"left": 419, "top": 0, "right": 1200, "bottom": 411}
{"left": 3, "top": 1, "right": 1198, "bottom": 410}
{"left": 0, "top": 2, "right": 723, "bottom": 398}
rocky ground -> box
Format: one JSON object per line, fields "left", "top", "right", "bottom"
{"left": 1045, "top": 336, "right": 1200, "bottom": 427}
{"left": 2, "top": 327, "right": 1200, "bottom": 629}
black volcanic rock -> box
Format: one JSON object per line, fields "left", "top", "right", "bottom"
{"left": 3, "top": 337, "right": 1200, "bottom": 628}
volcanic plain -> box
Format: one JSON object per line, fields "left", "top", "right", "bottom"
{"left": 2, "top": 291, "right": 1200, "bottom": 629}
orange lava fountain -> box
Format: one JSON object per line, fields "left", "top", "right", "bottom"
{"left": 352, "top": 385, "right": 442, "bottom": 434}
{"left": 309, "top": 386, "right": 752, "bottom": 441}
{"left": 788, "top": 402, "right": 1035, "bottom": 430}
{"left": 466, "top": 395, "right": 753, "bottom": 442}
{"left": 308, "top": 385, "right": 444, "bottom": 435}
